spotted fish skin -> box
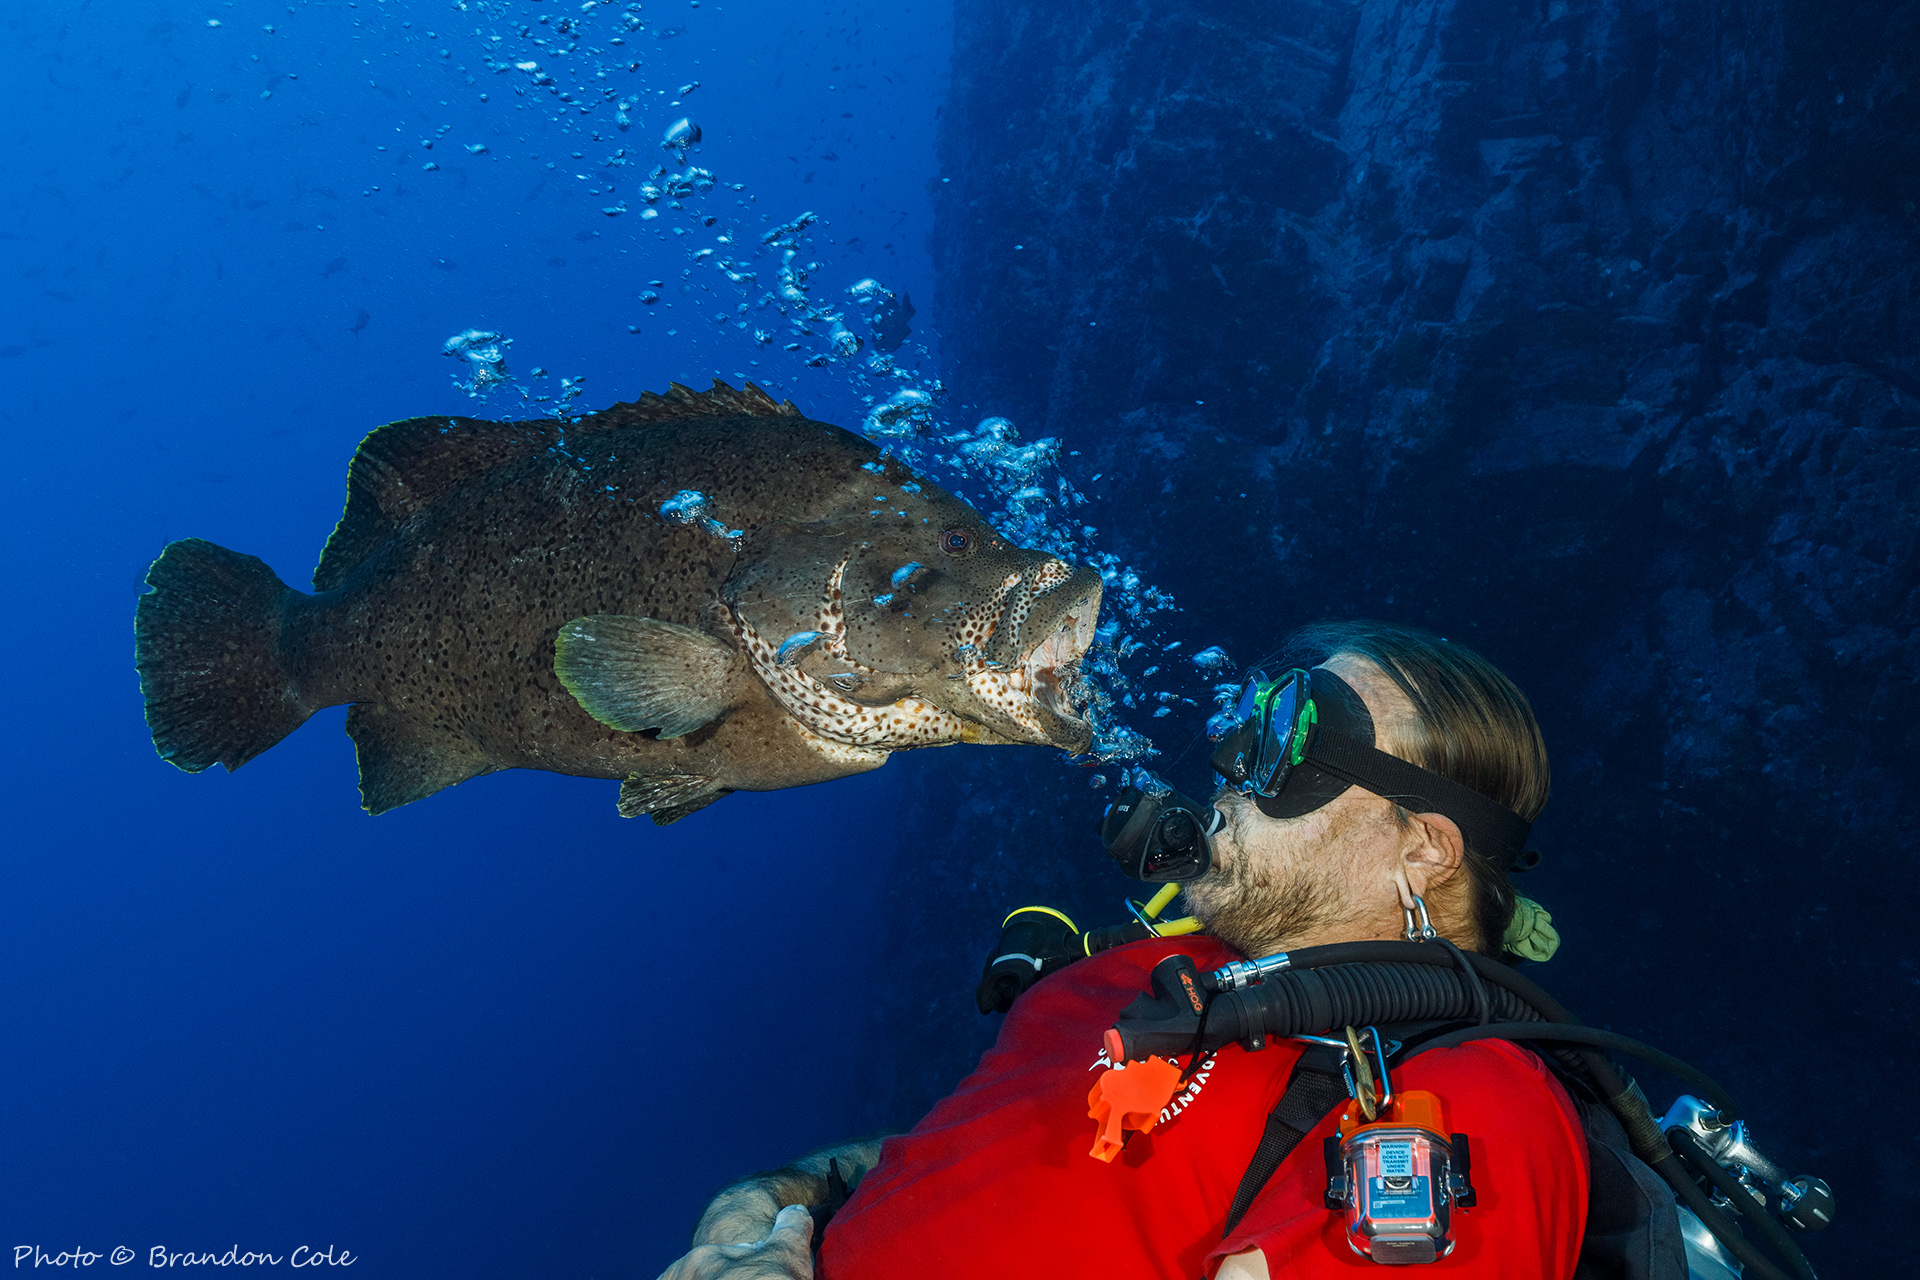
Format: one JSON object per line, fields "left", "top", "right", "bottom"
{"left": 134, "top": 380, "right": 1103, "bottom": 823}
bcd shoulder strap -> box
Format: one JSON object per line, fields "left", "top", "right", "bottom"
{"left": 1219, "top": 1022, "right": 1461, "bottom": 1241}
{"left": 1221, "top": 1042, "right": 1350, "bottom": 1238}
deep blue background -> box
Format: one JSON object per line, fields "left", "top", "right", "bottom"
{"left": 6, "top": 0, "right": 1907, "bottom": 1276}
{"left": 861, "top": 4, "right": 1916, "bottom": 1279}
{"left": 2, "top": 0, "right": 958, "bottom": 1274}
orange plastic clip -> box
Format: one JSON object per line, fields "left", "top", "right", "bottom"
{"left": 1086, "top": 1055, "right": 1185, "bottom": 1163}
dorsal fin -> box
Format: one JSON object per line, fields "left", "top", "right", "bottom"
{"left": 581, "top": 378, "right": 803, "bottom": 431}
{"left": 312, "top": 381, "right": 801, "bottom": 591}
{"left": 313, "top": 414, "right": 558, "bottom": 591}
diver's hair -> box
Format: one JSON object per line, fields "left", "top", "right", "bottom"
{"left": 1275, "top": 620, "right": 1550, "bottom": 959}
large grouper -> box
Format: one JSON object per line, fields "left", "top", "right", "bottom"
{"left": 134, "top": 380, "right": 1103, "bottom": 824}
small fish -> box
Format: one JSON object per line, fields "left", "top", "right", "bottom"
{"left": 870, "top": 290, "right": 916, "bottom": 353}
{"left": 775, "top": 631, "right": 827, "bottom": 664}
{"left": 134, "top": 380, "right": 1103, "bottom": 825}
{"left": 321, "top": 256, "right": 348, "bottom": 279}
{"left": 659, "top": 489, "right": 709, "bottom": 520}
{"left": 348, "top": 309, "right": 370, "bottom": 336}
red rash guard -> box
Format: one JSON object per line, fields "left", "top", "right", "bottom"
{"left": 819, "top": 935, "right": 1588, "bottom": 1279}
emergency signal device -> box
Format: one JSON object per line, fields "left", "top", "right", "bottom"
{"left": 1323, "top": 1027, "right": 1474, "bottom": 1265}
{"left": 1328, "top": 1090, "right": 1475, "bottom": 1263}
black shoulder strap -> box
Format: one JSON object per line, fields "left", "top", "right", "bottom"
{"left": 1221, "top": 1043, "right": 1349, "bottom": 1239}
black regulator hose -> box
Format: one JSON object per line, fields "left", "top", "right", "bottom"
{"left": 1404, "top": 1022, "right": 1736, "bottom": 1116}
{"left": 1208, "top": 941, "right": 1701, "bottom": 1126}
{"left": 1109, "top": 941, "right": 1567, "bottom": 1064}
{"left": 1214, "top": 964, "right": 1542, "bottom": 1054}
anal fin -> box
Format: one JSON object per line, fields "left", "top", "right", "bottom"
{"left": 346, "top": 705, "right": 495, "bottom": 815}
{"left": 618, "top": 773, "right": 727, "bottom": 825}
{"left": 556, "top": 615, "right": 737, "bottom": 738}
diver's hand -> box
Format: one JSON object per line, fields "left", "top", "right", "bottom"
{"left": 691, "top": 1179, "right": 787, "bottom": 1251}
{"left": 691, "top": 1138, "right": 886, "bottom": 1248}
{"left": 657, "top": 1204, "right": 814, "bottom": 1280}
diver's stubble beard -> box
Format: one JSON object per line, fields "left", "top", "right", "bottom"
{"left": 1181, "top": 790, "right": 1348, "bottom": 960}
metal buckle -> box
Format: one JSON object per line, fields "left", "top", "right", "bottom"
{"left": 1343, "top": 1026, "right": 1394, "bottom": 1120}
{"left": 1294, "top": 1027, "right": 1397, "bottom": 1122}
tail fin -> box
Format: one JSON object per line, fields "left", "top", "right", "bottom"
{"left": 134, "top": 538, "right": 312, "bottom": 773}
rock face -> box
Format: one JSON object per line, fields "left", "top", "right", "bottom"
{"left": 856, "top": 1, "right": 1915, "bottom": 1269}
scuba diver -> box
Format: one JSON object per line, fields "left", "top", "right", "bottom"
{"left": 655, "top": 621, "right": 1831, "bottom": 1280}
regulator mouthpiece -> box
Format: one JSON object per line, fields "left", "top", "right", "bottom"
{"left": 1098, "top": 775, "right": 1221, "bottom": 883}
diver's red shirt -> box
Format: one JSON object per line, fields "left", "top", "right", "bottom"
{"left": 819, "top": 935, "right": 1588, "bottom": 1280}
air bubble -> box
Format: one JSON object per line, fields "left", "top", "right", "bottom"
{"left": 863, "top": 389, "right": 934, "bottom": 439}
{"left": 662, "top": 116, "right": 701, "bottom": 162}
{"left": 442, "top": 329, "right": 515, "bottom": 400}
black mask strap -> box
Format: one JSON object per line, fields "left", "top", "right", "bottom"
{"left": 1297, "top": 727, "right": 1534, "bottom": 871}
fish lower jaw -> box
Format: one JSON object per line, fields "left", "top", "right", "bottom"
{"left": 734, "top": 609, "right": 978, "bottom": 751}
{"left": 953, "top": 620, "right": 1096, "bottom": 748}
{"left": 1030, "top": 659, "right": 1089, "bottom": 727}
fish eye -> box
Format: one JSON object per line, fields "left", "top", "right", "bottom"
{"left": 940, "top": 526, "right": 974, "bottom": 555}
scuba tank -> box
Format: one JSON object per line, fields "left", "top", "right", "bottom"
{"left": 977, "top": 896, "right": 1834, "bottom": 1280}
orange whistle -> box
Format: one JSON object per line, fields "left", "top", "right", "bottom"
{"left": 1086, "top": 1055, "right": 1185, "bottom": 1163}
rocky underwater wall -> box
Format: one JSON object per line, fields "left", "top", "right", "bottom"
{"left": 858, "top": 1, "right": 1916, "bottom": 1269}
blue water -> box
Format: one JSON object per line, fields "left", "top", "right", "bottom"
{"left": 4, "top": 0, "right": 1882, "bottom": 1276}
{"left": 3, "top": 0, "right": 951, "bottom": 1273}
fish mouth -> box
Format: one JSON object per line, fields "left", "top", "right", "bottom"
{"left": 1023, "top": 607, "right": 1096, "bottom": 735}
{"left": 959, "top": 567, "right": 1100, "bottom": 752}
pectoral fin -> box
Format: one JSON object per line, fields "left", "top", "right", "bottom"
{"left": 555, "top": 614, "right": 737, "bottom": 737}
{"left": 617, "top": 772, "right": 728, "bottom": 825}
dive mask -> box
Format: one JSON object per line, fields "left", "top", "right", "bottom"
{"left": 1099, "top": 774, "right": 1222, "bottom": 883}
{"left": 1208, "top": 666, "right": 1536, "bottom": 871}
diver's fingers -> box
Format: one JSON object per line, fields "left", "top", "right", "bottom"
{"left": 690, "top": 1184, "right": 783, "bottom": 1248}
{"left": 653, "top": 1206, "right": 815, "bottom": 1280}
{"left": 761, "top": 1204, "right": 815, "bottom": 1270}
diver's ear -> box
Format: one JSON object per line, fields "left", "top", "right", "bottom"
{"left": 1398, "top": 810, "right": 1465, "bottom": 901}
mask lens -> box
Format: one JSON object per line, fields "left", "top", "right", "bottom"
{"left": 1232, "top": 674, "right": 1266, "bottom": 724}
{"left": 1252, "top": 674, "right": 1302, "bottom": 793}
